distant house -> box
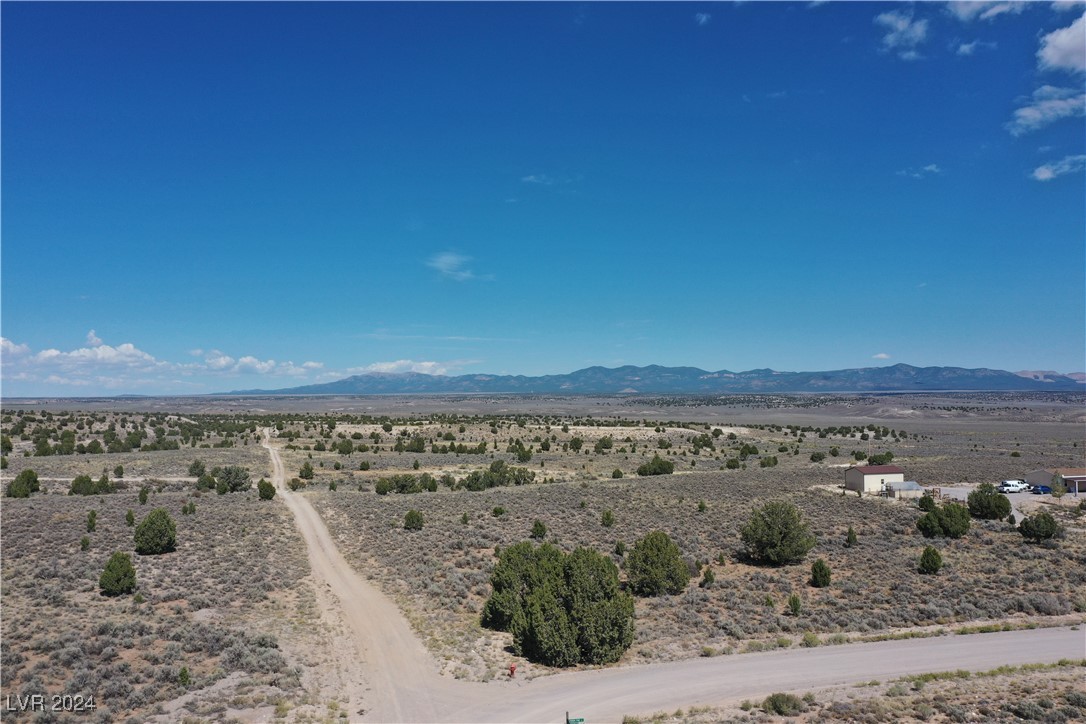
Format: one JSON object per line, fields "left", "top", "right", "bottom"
{"left": 1025, "top": 468, "right": 1086, "bottom": 494}
{"left": 845, "top": 465, "right": 905, "bottom": 494}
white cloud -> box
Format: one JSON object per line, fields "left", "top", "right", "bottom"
{"left": 1, "top": 334, "right": 334, "bottom": 394}
{"left": 1052, "top": 1, "right": 1086, "bottom": 12}
{"left": 426, "top": 251, "right": 489, "bottom": 282}
{"left": 872, "top": 353, "right": 892, "bottom": 360}
{"left": 694, "top": 13, "right": 711, "bottom": 26}
{"left": 38, "top": 342, "right": 161, "bottom": 369}
{"left": 1006, "top": 85, "right": 1085, "bottom": 135}
{"left": 875, "top": 10, "right": 929, "bottom": 59}
{"left": 520, "top": 174, "right": 554, "bottom": 185}
{"left": 1038, "top": 13, "right": 1086, "bottom": 73}
{"left": 956, "top": 39, "right": 997, "bottom": 55}
{"left": 1, "top": 338, "right": 30, "bottom": 357}
{"left": 205, "top": 350, "right": 236, "bottom": 370}
{"left": 351, "top": 360, "right": 450, "bottom": 376}
{"left": 1032, "top": 154, "right": 1086, "bottom": 180}
{"left": 947, "top": 1, "right": 1026, "bottom": 22}
{"left": 235, "top": 356, "right": 277, "bottom": 374}
{"left": 897, "top": 163, "right": 943, "bottom": 178}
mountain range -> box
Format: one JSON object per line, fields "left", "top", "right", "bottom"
{"left": 225, "top": 363, "right": 1085, "bottom": 395}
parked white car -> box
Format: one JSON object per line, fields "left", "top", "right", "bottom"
{"left": 999, "top": 480, "right": 1028, "bottom": 493}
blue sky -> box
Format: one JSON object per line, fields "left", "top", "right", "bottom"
{"left": 2, "top": 1, "right": 1084, "bottom": 396}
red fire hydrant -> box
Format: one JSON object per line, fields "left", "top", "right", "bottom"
{"left": 509, "top": 663, "right": 517, "bottom": 679}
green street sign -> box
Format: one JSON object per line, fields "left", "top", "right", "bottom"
{"left": 568, "top": 719, "right": 584, "bottom": 724}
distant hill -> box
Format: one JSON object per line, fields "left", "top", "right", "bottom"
{"left": 1016, "top": 370, "right": 1086, "bottom": 384}
{"left": 223, "top": 363, "right": 1085, "bottom": 395}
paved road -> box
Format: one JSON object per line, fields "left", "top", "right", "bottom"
{"left": 261, "top": 431, "right": 1085, "bottom": 723}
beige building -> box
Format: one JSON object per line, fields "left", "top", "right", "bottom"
{"left": 845, "top": 464, "right": 905, "bottom": 494}
{"left": 1025, "top": 468, "right": 1086, "bottom": 494}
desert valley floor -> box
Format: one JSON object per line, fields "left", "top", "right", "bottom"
{"left": 1, "top": 392, "right": 1084, "bottom": 722}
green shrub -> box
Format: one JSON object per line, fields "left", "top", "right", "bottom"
{"left": 611, "top": 468, "right": 623, "bottom": 479}
{"left": 298, "top": 462, "right": 315, "bottom": 480}
{"left": 810, "top": 559, "right": 831, "bottom": 588}
{"left": 763, "top": 692, "right": 805, "bottom": 716}
{"left": 80, "top": 536, "right": 90, "bottom": 551}
{"left": 601, "top": 510, "right": 615, "bottom": 527}
{"left": 918, "top": 493, "right": 936, "bottom": 512}
{"left": 86, "top": 510, "right": 97, "bottom": 533}
{"left": 138, "top": 486, "right": 149, "bottom": 505}
{"left": 457, "top": 460, "right": 535, "bottom": 491}
{"left": 699, "top": 566, "right": 715, "bottom": 588}
{"left": 626, "top": 530, "right": 690, "bottom": 596}
{"left": 404, "top": 509, "right": 424, "bottom": 530}
{"left": 916, "top": 502, "right": 970, "bottom": 539}
{"left": 258, "top": 478, "right": 276, "bottom": 500}
{"left": 99, "top": 552, "right": 137, "bottom": 595}
{"left": 740, "top": 501, "right": 816, "bottom": 566}
{"left": 636, "top": 454, "right": 675, "bottom": 476}
{"left": 188, "top": 460, "right": 206, "bottom": 477}
{"left": 919, "top": 545, "right": 942, "bottom": 574}
{"left": 787, "top": 593, "right": 802, "bottom": 616}
{"left": 218, "top": 466, "right": 252, "bottom": 493}
{"left": 845, "top": 526, "right": 857, "bottom": 547}
{"left": 125, "top": 509, "right": 135, "bottom": 527}
{"left": 530, "top": 520, "right": 547, "bottom": 539}
{"left": 1019, "top": 511, "right": 1060, "bottom": 543}
{"left": 492, "top": 506, "right": 506, "bottom": 517}
{"left": 69, "top": 474, "right": 114, "bottom": 496}
{"left": 113, "top": 465, "right": 124, "bottom": 478}
{"left": 288, "top": 477, "right": 305, "bottom": 491}
{"left": 134, "top": 508, "right": 176, "bottom": 555}
{"left": 5, "top": 469, "right": 39, "bottom": 498}
{"left": 810, "top": 452, "right": 826, "bottom": 463}
{"left": 967, "top": 482, "right": 1011, "bottom": 520}
{"left": 481, "top": 542, "right": 634, "bottom": 666}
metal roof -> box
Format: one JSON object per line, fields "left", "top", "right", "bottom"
{"left": 851, "top": 465, "right": 905, "bottom": 474}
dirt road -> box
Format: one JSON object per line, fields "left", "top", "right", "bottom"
{"left": 262, "top": 432, "right": 479, "bottom": 721}
{"left": 459, "top": 625, "right": 1084, "bottom": 723}
{"left": 262, "top": 432, "right": 1084, "bottom": 723}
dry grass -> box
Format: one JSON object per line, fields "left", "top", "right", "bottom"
{"left": 2, "top": 396, "right": 1083, "bottom": 710}
{"left": 301, "top": 417, "right": 1085, "bottom": 681}
{"left": 1, "top": 488, "right": 309, "bottom": 722}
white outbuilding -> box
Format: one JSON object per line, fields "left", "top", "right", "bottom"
{"left": 844, "top": 465, "right": 905, "bottom": 494}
